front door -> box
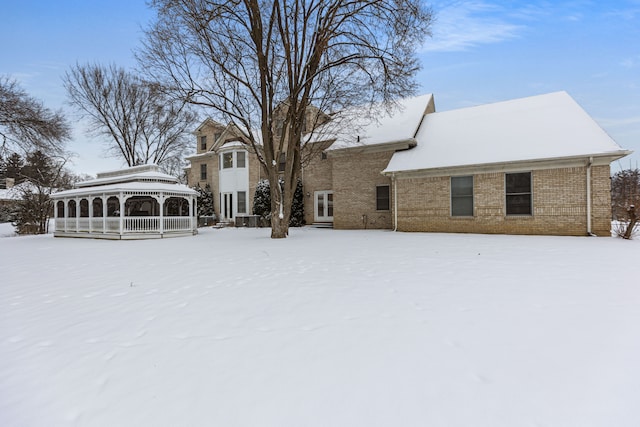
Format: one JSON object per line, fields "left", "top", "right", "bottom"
{"left": 221, "top": 192, "right": 234, "bottom": 220}
{"left": 314, "top": 191, "right": 334, "bottom": 222}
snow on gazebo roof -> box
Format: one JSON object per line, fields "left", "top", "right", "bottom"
{"left": 75, "top": 164, "right": 179, "bottom": 188}
{"left": 384, "top": 91, "right": 630, "bottom": 174}
{"left": 52, "top": 164, "right": 196, "bottom": 198}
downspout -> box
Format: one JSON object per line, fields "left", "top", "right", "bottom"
{"left": 393, "top": 173, "right": 398, "bottom": 232}
{"left": 586, "top": 156, "right": 595, "bottom": 236}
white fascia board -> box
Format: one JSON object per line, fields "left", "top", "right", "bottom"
{"left": 382, "top": 150, "right": 632, "bottom": 179}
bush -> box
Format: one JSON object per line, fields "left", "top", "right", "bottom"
{"left": 194, "top": 183, "right": 214, "bottom": 217}
{"left": 253, "top": 178, "right": 305, "bottom": 227}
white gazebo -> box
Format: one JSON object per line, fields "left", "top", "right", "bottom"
{"left": 52, "top": 164, "right": 198, "bottom": 239}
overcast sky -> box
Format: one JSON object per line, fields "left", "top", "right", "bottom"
{"left": 1, "top": 0, "right": 639, "bottom": 175}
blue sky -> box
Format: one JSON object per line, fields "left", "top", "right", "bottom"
{"left": 1, "top": 0, "right": 639, "bottom": 175}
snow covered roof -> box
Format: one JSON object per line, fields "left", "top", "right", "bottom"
{"left": 310, "top": 94, "right": 434, "bottom": 151}
{"left": 52, "top": 181, "right": 196, "bottom": 198}
{"left": 219, "top": 140, "right": 248, "bottom": 150}
{"left": 384, "top": 91, "right": 630, "bottom": 174}
{"left": 75, "top": 164, "right": 179, "bottom": 188}
{"left": 52, "top": 164, "right": 195, "bottom": 198}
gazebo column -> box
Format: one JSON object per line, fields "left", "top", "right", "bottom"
{"left": 119, "top": 192, "right": 125, "bottom": 235}
{"left": 75, "top": 197, "right": 80, "bottom": 232}
{"left": 190, "top": 196, "right": 196, "bottom": 232}
{"left": 88, "top": 196, "right": 94, "bottom": 234}
{"left": 159, "top": 193, "right": 164, "bottom": 235}
{"left": 102, "top": 195, "right": 107, "bottom": 234}
{"left": 64, "top": 199, "right": 68, "bottom": 232}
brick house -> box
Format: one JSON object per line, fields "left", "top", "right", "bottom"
{"left": 186, "top": 91, "right": 630, "bottom": 236}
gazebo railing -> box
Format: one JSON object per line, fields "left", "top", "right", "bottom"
{"left": 124, "top": 216, "right": 160, "bottom": 232}
{"left": 55, "top": 216, "right": 195, "bottom": 235}
{"left": 164, "top": 217, "right": 192, "bottom": 231}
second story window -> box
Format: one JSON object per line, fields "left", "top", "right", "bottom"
{"left": 223, "top": 152, "right": 233, "bottom": 169}
{"left": 200, "top": 135, "right": 207, "bottom": 150}
{"left": 237, "top": 151, "right": 246, "bottom": 168}
{"left": 200, "top": 164, "right": 207, "bottom": 180}
{"left": 278, "top": 153, "right": 286, "bottom": 172}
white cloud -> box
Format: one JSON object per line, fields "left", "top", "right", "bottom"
{"left": 423, "top": 1, "right": 523, "bottom": 52}
{"left": 621, "top": 55, "right": 640, "bottom": 69}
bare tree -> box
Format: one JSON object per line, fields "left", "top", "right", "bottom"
{"left": 611, "top": 168, "right": 640, "bottom": 239}
{"left": 138, "top": 0, "right": 433, "bottom": 238}
{"left": 0, "top": 76, "right": 71, "bottom": 155}
{"left": 64, "top": 63, "right": 197, "bottom": 170}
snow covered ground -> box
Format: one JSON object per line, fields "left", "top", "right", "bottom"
{"left": 1, "top": 226, "right": 639, "bottom": 426}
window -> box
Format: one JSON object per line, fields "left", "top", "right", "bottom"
{"left": 200, "top": 164, "right": 207, "bottom": 180}
{"left": 321, "top": 152, "right": 327, "bottom": 160}
{"left": 237, "top": 151, "right": 246, "bottom": 168}
{"left": 223, "top": 152, "right": 233, "bottom": 169}
{"left": 214, "top": 132, "right": 222, "bottom": 142}
{"left": 376, "top": 185, "right": 390, "bottom": 211}
{"left": 200, "top": 135, "right": 207, "bottom": 150}
{"left": 451, "top": 176, "right": 473, "bottom": 216}
{"left": 505, "top": 172, "right": 532, "bottom": 215}
{"left": 237, "top": 191, "right": 247, "bottom": 214}
{"left": 278, "top": 153, "right": 286, "bottom": 172}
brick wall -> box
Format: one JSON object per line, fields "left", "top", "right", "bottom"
{"left": 331, "top": 151, "right": 394, "bottom": 229}
{"left": 302, "top": 152, "right": 333, "bottom": 225}
{"left": 396, "top": 165, "right": 612, "bottom": 236}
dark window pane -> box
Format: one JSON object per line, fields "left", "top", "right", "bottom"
{"left": 237, "top": 151, "right": 246, "bottom": 168}
{"left": 200, "top": 164, "right": 207, "bottom": 180}
{"left": 505, "top": 172, "right": 532, "bottom": 215}
{"left": 237, "top": 191, "right": 247, "bottom": 214}
{"left": 451, "top": 176, "right": 473, "bottom": 197}
{"left": 506, "top": 172, "right": 531, "bottom": 194}
{"left": 223, "top": 153, "right": 233, "bottom": 168}
{"left": 451, "top": 176, "right": 473, "bottom": 216}
{"left": 376, "top": 185, "right": 390, "bottom": 211}
{"left": 452, "top": 196, "right": 473, "bottom": 216}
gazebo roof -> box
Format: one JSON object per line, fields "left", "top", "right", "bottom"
{"left": 76, "top": 164, "right": 179, "bottom": 188}
{"left": 52, "top": 164, "right": 196, "bottom": 198}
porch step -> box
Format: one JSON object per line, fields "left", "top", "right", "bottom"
{"left": 311, "top": 222, "right": 334, "bottom": 229}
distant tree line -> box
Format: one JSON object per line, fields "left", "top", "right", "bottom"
{"left": 0, "top": 151, "right": 81, "bottom": 233}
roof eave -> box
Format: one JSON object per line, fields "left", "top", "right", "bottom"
{"left": 383, "top": 150, "right": 633, "bottom": 177}
{"left": 328, "top": 138, "right": 417, "bottom": 157}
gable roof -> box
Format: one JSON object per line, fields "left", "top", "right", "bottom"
{"left": 384, "top": 91, "right": 630, "bottom": 174}
{"left": 310, "top": 94, "right": 434, "bottom": 151}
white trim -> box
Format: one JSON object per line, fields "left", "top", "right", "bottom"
{"left": 383, "top": 151, "right": 630, "bottom": 179}
{"left": 314, "top": 191, "right": 334, "bottom": 222}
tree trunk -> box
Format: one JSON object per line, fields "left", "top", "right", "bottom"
{"left": 270, "top": 214, "right": 288, "bottom": 238}
{"left": 623, "top": 205, "right": 637, "bottom": 239}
